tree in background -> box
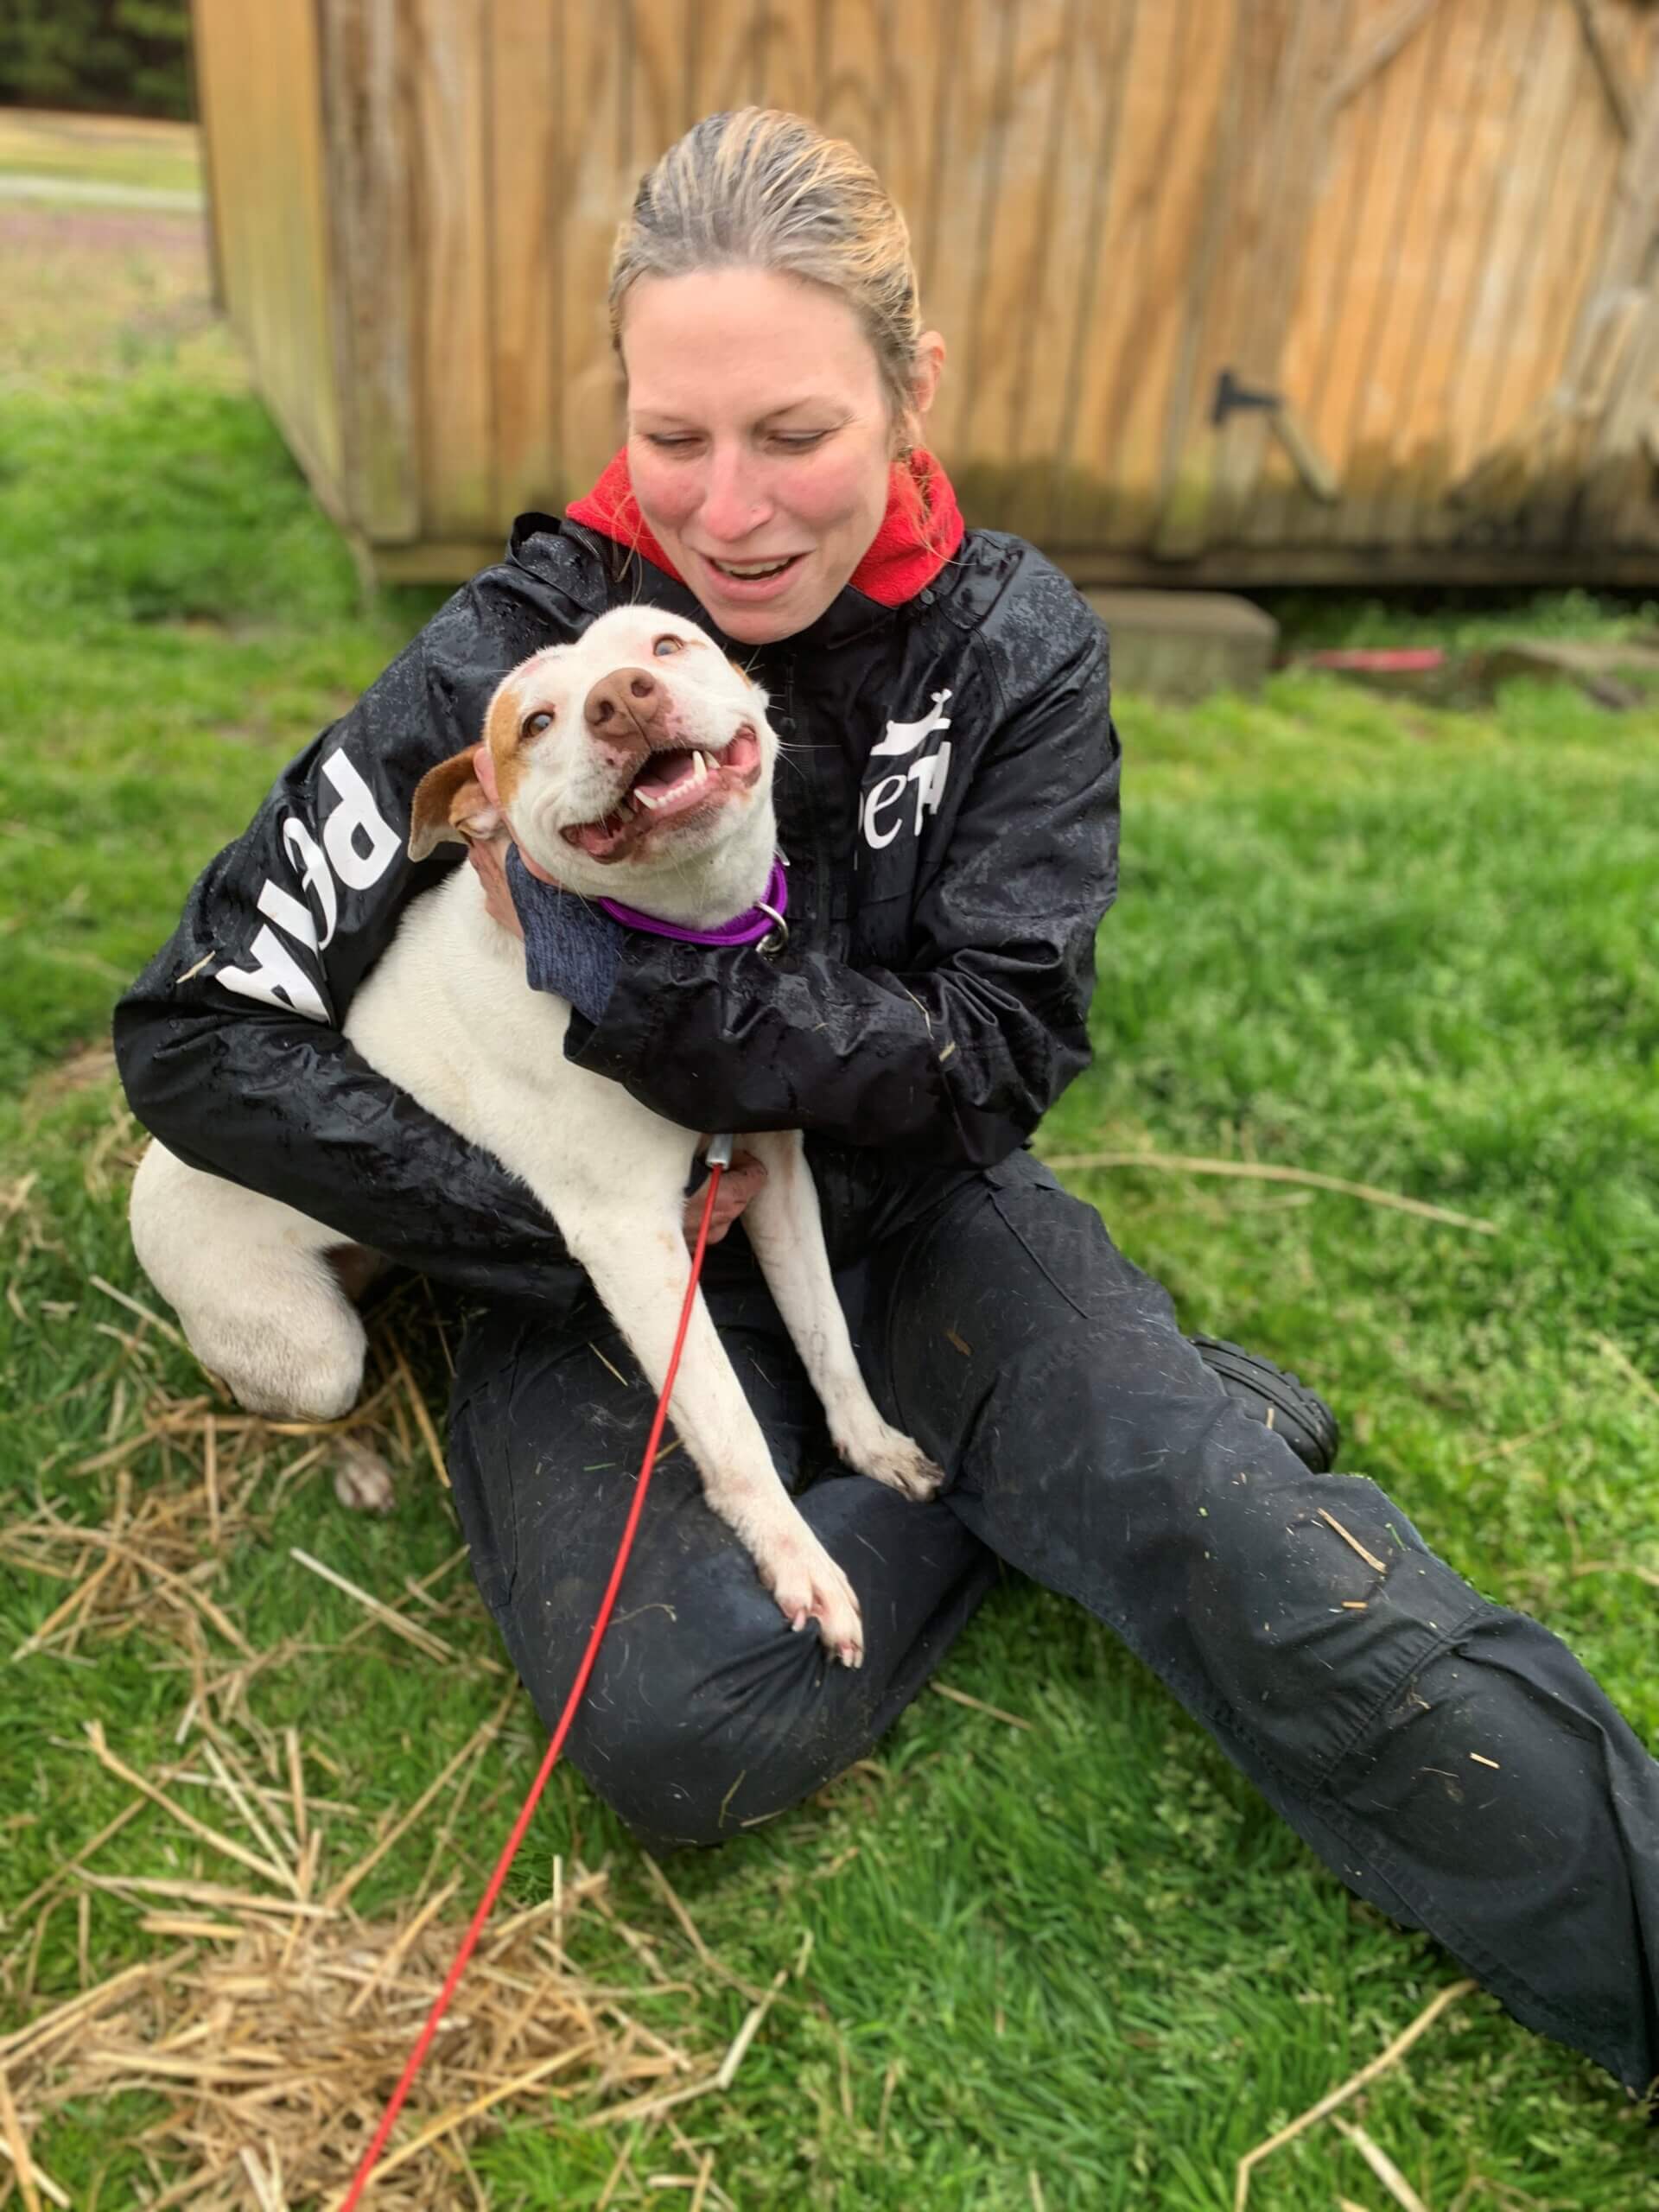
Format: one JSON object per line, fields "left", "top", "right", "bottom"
{"left": 0, "top": 1, "right": 193, "bottom": 123}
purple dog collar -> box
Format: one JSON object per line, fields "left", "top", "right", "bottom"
{"left": 595, "top": 857, "right": 789, "bottom": 950}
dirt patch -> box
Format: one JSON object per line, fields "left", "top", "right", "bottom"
{"left": 0, "top": 200, "right": 233, "bottom": 389}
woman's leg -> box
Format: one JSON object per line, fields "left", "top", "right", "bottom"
{"left": 445, "top": 1274, "right": 999, "bottom": 1852}
{"left": 862, "top": 1154, "right": 1659, "bottom": 2098}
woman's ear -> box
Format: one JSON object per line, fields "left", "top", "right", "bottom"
{"left": 907, "top": 330, "right": 946, "bottom": 434}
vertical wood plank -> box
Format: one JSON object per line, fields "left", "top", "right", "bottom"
{"left": 1053, "top": 0, "right": 1207, "bottom": 545}
{"left": 189, "top": 1, "right": 242, "bottom": 327}
{"left": 1366, "top": 0, "right": 1515, "bottom": 548}
{"left": 626, "top": 0, "right": 695, "bottom": 176}
{"left": 1083, "top": 0, "right": 1235, "bottom": 547}
{"left": 409, "top": 0, "right": 495, "bottom": 535}
{"left": 957, "top": 0, "right": 1071, "bottom": 534}
{"left": 1453, "top": 3, "right": 1587, "bottom": 500}
{"left": 877, "top": 0, "right": 949, "bottom": 365}
{"left": 191, "top": 0, "right": 344, "bottom": 513}
{"left": 561, "top": 5, "right": 629, "bottom": 492}
{"left": 1580, "top": 35, "right": 1659, "bottom": 544}
{"left": 486, "top": 1, "right": 565, "bottom": 521}
{"left": 752, "top": 0, "right": 816, "bottom": 115}
{"left": 1370, "top": 0, "right": 1514, "bottom": 549}
{"left": 1154, "top": 0, "right": 1356, "bottom": 557}
{"left": 814, "top": 0, "right": 896, "bottom": 170}
{"left": 1326, "top": 0, "right": 1451, "bottom": 545}
{"left": 1044, "top": 0, "right": 1140, "bottom": 548}
{"left": 908, "top": 0, "right": 1016, "bottom": 480}
{"left": 694, "top": 0, "right": 772, "bottom": 115}
{"left": 1254, "top": 0, "right": 1398, "bottom": 545}
{"left": 318, "top": 0, "right": 419, "bottom": 540}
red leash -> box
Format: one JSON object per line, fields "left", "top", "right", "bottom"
{"left": 338, "top": 1146, "right": 732, "bottom": 2208}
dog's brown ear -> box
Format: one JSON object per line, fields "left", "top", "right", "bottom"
{"left": 408, "top": 748, "right": 504, "bottom": 861}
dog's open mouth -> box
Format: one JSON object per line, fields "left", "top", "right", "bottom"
{"left": 561, "top": 724, "right": 763, "bottom": 860}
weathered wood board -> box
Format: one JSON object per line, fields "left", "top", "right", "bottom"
{"left": 191, "top": 0, "right": 1659, "bottom": 584}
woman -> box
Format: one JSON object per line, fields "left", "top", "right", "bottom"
{"left": 115, "top": 109, "right": 1658, "bottom": 2101}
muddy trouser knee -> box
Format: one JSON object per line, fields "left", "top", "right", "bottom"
{"left": 448, "top": 1156, "right": 1659, "bottom": 2094}
{"left": 446, "top": 1271, "right": 1000, "bottom": 1853}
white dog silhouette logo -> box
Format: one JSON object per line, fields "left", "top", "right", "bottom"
{"left": 870, "top": 689, "right": 952, "bottom": 757}
{"left": 861, "top": 690, "right": 956, "bottom": 849}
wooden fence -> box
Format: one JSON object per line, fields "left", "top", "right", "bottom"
{"left": 191, "top": 0, "right": 1659, "bottom": 586}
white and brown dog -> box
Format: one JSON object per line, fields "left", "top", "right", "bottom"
{"left": 130, "top": 606, "right": 942, "bottom": 1665}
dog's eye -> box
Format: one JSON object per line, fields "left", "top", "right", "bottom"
{"left": 652, "top": 634, "right": 686, "bottom": 658}
{"left": 521, "top": 709, "right": 554, "bottom": 740}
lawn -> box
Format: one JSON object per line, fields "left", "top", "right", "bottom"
{"left": 2, "top": 166, "right": 1656, "bottom": 2211}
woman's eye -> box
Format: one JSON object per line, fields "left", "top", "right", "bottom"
{"left": 652, "top": 635, "right": 685, "bottom": 658}
{"left": 644, "top": 433, "right": 697, "bottom": 452}
{"left": 772, "top": 430, "right": 829, "bottom": 451}
{"left": 522, "top": 709, "right": 554, "bottom": 739}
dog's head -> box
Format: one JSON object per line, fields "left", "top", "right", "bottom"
{"left": 409, "top": 607, "right": 778, "bottom": 918}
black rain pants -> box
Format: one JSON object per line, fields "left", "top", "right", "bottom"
{"left": 448, "top": 1152, "right": 1659, "bottom": 2096}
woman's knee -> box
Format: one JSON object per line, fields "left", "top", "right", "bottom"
{"left": 556, "top": 1571, "right": 871, "bottom": 1849}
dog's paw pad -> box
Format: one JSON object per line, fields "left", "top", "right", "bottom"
{"left": 332, "top": 1439, "right": 397, "bottom": 1515}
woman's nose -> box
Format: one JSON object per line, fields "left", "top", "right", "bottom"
{"left": 696, "top": 447, "right": 773, "bottom": 543}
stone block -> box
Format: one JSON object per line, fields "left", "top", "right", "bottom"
{"left": 1079, "top": 589, "right": 1279, "bottom": 702}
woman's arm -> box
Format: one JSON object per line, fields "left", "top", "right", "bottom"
{"left": 563, "top": 607, "right": 1118, "bottom": 1166}
{"left": 112, "top": 559, "right": 597, "bottom": 1306}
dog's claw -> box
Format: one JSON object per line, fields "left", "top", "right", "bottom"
{"left": 759, "top": 1533, "right": 864, "bottom": 1668}
{"left": 835, "top": 1421, "right": 944, "bottom": 1503}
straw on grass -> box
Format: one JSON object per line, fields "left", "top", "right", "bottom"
{"left": 1042, "top": 1149, "right": 1498, "bottom": 1235}
{"left": 1233, "top": 1979, "right": 1476, "bottom": 2209}
{"left": 1332, "top": 2115, "right": 1433, "bottom": 2212}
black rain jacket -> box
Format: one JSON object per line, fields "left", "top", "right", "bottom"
{"left": 112, "top": 515, "right": 1120, "bottom": 1310}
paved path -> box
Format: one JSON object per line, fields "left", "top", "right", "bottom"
{"left": 0, "top": 173, "right": 200, "bottom": 212}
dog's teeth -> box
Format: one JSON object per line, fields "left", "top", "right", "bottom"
{"left": 690, "top": 750, "right": 709, "bottom": 785}
{"left": 635, "top": 789, "right": 664, "bottom": 811}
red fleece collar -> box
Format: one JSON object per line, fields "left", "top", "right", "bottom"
{"left": 566, "top": 447, "right": 963, "bottom": 609}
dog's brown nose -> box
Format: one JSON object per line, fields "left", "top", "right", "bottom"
{"left": 584, "top": 667, "right": 664, "bottom": 746}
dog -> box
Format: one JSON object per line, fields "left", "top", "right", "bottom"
{"left": 129, "top": 606, "right": 944, "bottom": 1666}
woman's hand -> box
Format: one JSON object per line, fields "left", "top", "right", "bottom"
{"left": 687, "top": 1145, "right": 766, "bottom": 1248}
{"left": 466, "top": 833, "right": 524, "bottom": 938}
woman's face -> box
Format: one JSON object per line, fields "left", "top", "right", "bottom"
{"left": 620, "top": 266, "right": 938, "bottom": 644}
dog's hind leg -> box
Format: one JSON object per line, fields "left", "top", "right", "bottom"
{"left": 130, "top": 1142, "right": 368, "bottom": 1424}
{"left": 738, "top": 1130, "right": 943, "bottom": 1503}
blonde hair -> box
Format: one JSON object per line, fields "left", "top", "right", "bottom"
{"left": 609, "top": 107, "right": 926, "bottom": 450}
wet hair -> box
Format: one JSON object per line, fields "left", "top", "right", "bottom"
{"left": 609, "top": 107, "right": 926, "bottom": 452}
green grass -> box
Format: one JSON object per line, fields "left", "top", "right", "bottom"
{"left": 2, "top": 213, "right": 1657, "bottom": 2209}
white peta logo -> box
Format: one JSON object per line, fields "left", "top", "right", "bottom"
{"left": 213, "top": 749, "right": 401, "bottom": 1020}
{"left": 862, "top": 690, "right": 953, "bottom": 849}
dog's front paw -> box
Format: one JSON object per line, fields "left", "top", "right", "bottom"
{"left": 835, "top": 1419, "right": 944, "bottom": 1503}
{"left": 755, "top": 1532, "right": 864, "bottom": 1668}
{"left": 332, "top": 1440, "right": 397, "bottom": 1515}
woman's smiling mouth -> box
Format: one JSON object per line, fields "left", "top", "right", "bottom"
{"left": 698, "top": 552, "right": 807, "bottom": 595}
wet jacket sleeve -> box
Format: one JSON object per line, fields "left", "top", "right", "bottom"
{"left": 566, "top": 604, "right": 1118, "bottom": 1167}
{"left": 111, "top": 564, "right": 590, "bottom": 1304}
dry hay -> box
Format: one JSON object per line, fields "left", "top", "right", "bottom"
{"left": 6, "top": 1215, "right": 475, "bottom": 1708}
{"left": 0, "top": 1701, "right": 763, "bottom": 2209}
{"left": 3, "top": 1858, "right": 719, "bottom": 2209}
{"left": 3, "top": 1108, "right": 767, "bottom": 2206}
